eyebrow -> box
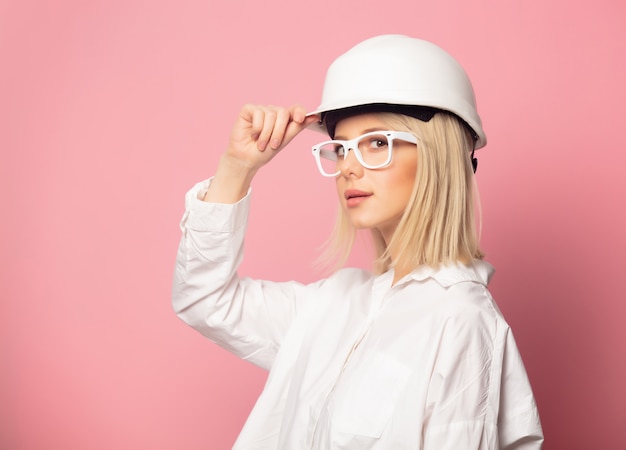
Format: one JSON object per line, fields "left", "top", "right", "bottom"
{"left": 334, "top": 128, "right": 387, "bottom": 140}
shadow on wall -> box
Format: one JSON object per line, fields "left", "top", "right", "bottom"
{"left": 489, "top": 172, "right": 622, "bottom": 449}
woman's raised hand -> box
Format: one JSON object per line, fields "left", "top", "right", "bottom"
{"left": 227, "top": 104, "right": 318, "bottom": 170}
{"left": 203, "top": 104, "right": 319, "bottom": 203}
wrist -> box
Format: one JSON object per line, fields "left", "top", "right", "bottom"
{"left": 202, "top": 155, "right": 257, "bottom": 203}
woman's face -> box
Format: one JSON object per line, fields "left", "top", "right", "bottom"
{"left": 334, "top": 113, "right": 418, "bottom": 244}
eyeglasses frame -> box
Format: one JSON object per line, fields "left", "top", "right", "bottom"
{"left": 311, "top": 130, "right": 419, "bottom": 177}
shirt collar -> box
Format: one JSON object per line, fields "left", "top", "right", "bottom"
{"left": 406, "top": 259, "right": 494, "bottom": 287}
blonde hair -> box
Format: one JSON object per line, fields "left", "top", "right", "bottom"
{"left": 320, "top": 111, "right": 483, "bottom": 274}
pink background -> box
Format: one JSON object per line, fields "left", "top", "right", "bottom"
{"left": 2, "top": 0, "right": 625, "bottom": 449}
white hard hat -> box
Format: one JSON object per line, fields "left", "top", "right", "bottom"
{"left": 308, "top": 35, "right": 487, "bottom": 149}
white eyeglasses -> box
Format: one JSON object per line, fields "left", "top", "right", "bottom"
{"left": 311, "top": 130, "right": 418, "bottom": 177}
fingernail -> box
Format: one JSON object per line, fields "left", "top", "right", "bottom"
{"left": 258, "top": 141, "right": 267, "bottom": 151}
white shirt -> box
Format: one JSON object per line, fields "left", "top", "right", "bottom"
{"left": 172, "top": 180, "right": 543, "bottom": 450}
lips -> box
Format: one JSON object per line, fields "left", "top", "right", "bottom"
{"left": 344, "top": 189, "right": 372, "bottom": 206}
{"left": 344, "top": 189, "right": 371, "bottom": 200}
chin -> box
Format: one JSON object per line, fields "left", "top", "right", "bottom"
{"left": 345, "top": 215, "right": 377, "bottom": 231}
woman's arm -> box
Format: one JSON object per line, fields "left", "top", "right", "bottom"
{"left": 172, "top": 105, "right": 320, "bottom": 370}
{"left": 172, "top": 181, "right": 315, "bottom": 370}
{"left": 203, "top": 104, "right": 318, "bottom": 204}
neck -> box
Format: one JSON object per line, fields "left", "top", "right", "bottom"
{"left": 390, "top": 260, "right": 412, "bottom": 286}
{"left": 376, "top": 223, "right": 412, "bottom": 285}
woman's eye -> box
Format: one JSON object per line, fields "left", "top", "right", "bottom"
{"left": 368, "top": 138, "right": 388, "bottom": 149}
{"left": 334, "top": 144, "right": 346, "bottom": 156}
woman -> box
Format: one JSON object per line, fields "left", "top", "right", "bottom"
{"left": 172, "top": 35, "right": 543, "bottom": 449}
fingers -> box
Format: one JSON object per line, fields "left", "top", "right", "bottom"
{"left": 268, "top": 105, "right": 319, "bottom": 150}
{"left": 287, "top": 104, "right": 320, "bottom": 139}
{"left": 267, "top": 107, "right": 290, "bottom": 151}
{"left": 289, "top": 104, "right": 307, "bottom": 124}
{"left": 242, "top": 104, "right": 315, "bottom": 152}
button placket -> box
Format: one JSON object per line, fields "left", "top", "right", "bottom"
{"left": 309, "top": 271, "right": 394, "bottom": 448}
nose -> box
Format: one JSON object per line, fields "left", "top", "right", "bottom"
{"left": 337, "top": 147, "right": 363, "bottom": 178}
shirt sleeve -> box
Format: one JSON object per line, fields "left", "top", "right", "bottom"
{"left": 421, "top": 304, "right": 497, "bottom": 449}
{"left": 171, "top": 179, "right": 313, "bottom": 370}
{"left": 496, "top": 330, "right": 544, "bottom": 449}
{"left": 421, "top": 292, "right": 543, "bottom": 450}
